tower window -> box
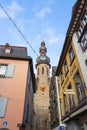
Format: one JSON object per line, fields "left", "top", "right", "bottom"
{"left": 42, "top": 67, "right": 44, "bottom": 74}
{"left": 47, "top": 68, "right": 49, "bottom": 75}
{"left": 37, "top": 68, "right": 39, "bottom": 75}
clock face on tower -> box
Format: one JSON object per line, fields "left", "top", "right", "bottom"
{"left": 40, "top": 86, "right": 46, "bottom": 92}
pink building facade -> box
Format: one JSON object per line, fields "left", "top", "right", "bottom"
{"left": 0, "top": 43, "right": 36, "bottom": 130}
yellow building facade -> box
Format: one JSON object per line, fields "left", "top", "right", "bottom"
{"left": 56, "top": 0, "right": 87, "bottom": 130}
{"left": 58, "top": 40, "right": 86, "bottom": 118}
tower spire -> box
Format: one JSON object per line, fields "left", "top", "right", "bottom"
{"left": 36, "top": 41, "right": 50, "bottom": 67}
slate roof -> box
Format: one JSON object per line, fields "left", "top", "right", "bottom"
{"left": 0, "top": 43, "right": 27, "bottom": 58}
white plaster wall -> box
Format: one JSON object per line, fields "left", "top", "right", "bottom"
{"left": 73, "top": 33, "right": 87, "bottom": 87}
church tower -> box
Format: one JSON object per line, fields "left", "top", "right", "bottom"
{"left": 34, "top": 41, "right": 51, "bottom": 130}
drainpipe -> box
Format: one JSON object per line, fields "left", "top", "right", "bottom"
{"left": 55, "top": 76, "right": 62, "bottom": 126}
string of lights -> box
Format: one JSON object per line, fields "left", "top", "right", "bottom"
{"left": 0, "top": 3, "right": 38, "bottom": 57}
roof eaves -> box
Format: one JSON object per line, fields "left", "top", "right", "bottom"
{"left": 56, "top": 0, "right": 86, "bottom": 76}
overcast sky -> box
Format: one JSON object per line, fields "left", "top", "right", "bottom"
{"left": 0, "top": 0, "right": 76, "bottom": 72}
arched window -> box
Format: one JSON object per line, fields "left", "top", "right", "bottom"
{"left": 42, "top": 67, "right": 44, "bottom": 74}
{"left": 47, "top": 68, "right": 49, "bottom": 75}
{"left": 37, "top": 68, "right": 39, "bottom": 75}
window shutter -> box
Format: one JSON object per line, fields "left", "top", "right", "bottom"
{"left": 0, "top": 97, "right": 8, "bottom": 117}
{"left": 5, "top": 64, "right": 15, "bottom": 77}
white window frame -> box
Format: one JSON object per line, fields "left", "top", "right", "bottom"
{"left": 5, "top": 48, "right": 11, "bottom": 54}
{"left": 80, "top": 31, "right": 87, "bottom": 51}
{"left": 0, "top": 64, "right": 15, "bottom": 78}
{"left": 0, "top": 64, "right": 8, "bottom": 77}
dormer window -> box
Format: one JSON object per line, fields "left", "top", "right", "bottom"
{"left": 4, "top": 43, "right": 11, "bottom": 54}
{"left": 5, "top": 48, "right": 11, "bottom": 54}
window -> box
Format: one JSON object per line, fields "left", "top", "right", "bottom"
{"left": 42, "top": 67, "right": 44, "bottom": 74}
{"left": 47, "top": 68, "right": 48, "bottom": 75}
{"left": 77, "top": 23, "right": 84, "bottom": 39}
{"left": 83, "top": 10, "right": 87, "bottom": 25}
{"left": 4, "top": 43, "right": 11, "bottom": 54}
{"left": 80, "top": 31, "right": 87, "bottom": 51}
{"left": 0, "top": 64, "right": 7, "bottom": 77}
{"left": 77, "top": 10, "right": 87, "bottom": 41}
{"left": 0, "top": 64, "right": 15, "bottom": 78}
{"left": 37, "top": 68, "right": 39, "bottom": 75}
{"left": 78, "top": 25, "right": 84, "bottom": 37}
{"left": 5, "top": 48, "right": 11, "bottom": 54}
{"left": 0, "top": 96, "right": 8, "bottom": 117}
{"left": 63, "top": 94, "right": 68, "bottom": 113}
{"left": 64, "top": 60, "right": 68, "bottom": 75}
{"left": 73, "top": 71, "right": 85, "bottom": 101}
{"left": 60, "top": 71, "right": 64, "bottom": 83}
{"left": 69, "top": 46, "right": 75, "bottom": 63}
{"left": 68, "top": 84, "right": 75, "bottom": 109}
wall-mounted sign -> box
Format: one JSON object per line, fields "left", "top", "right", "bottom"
{"left": 64, "top": 89, "right": 75, "bottom": 94}
{"left": 3, "top": 121, "right": 8, "bottom": 126}
{"left": 59, "top": 125, "right": 64, "bottom": 130}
